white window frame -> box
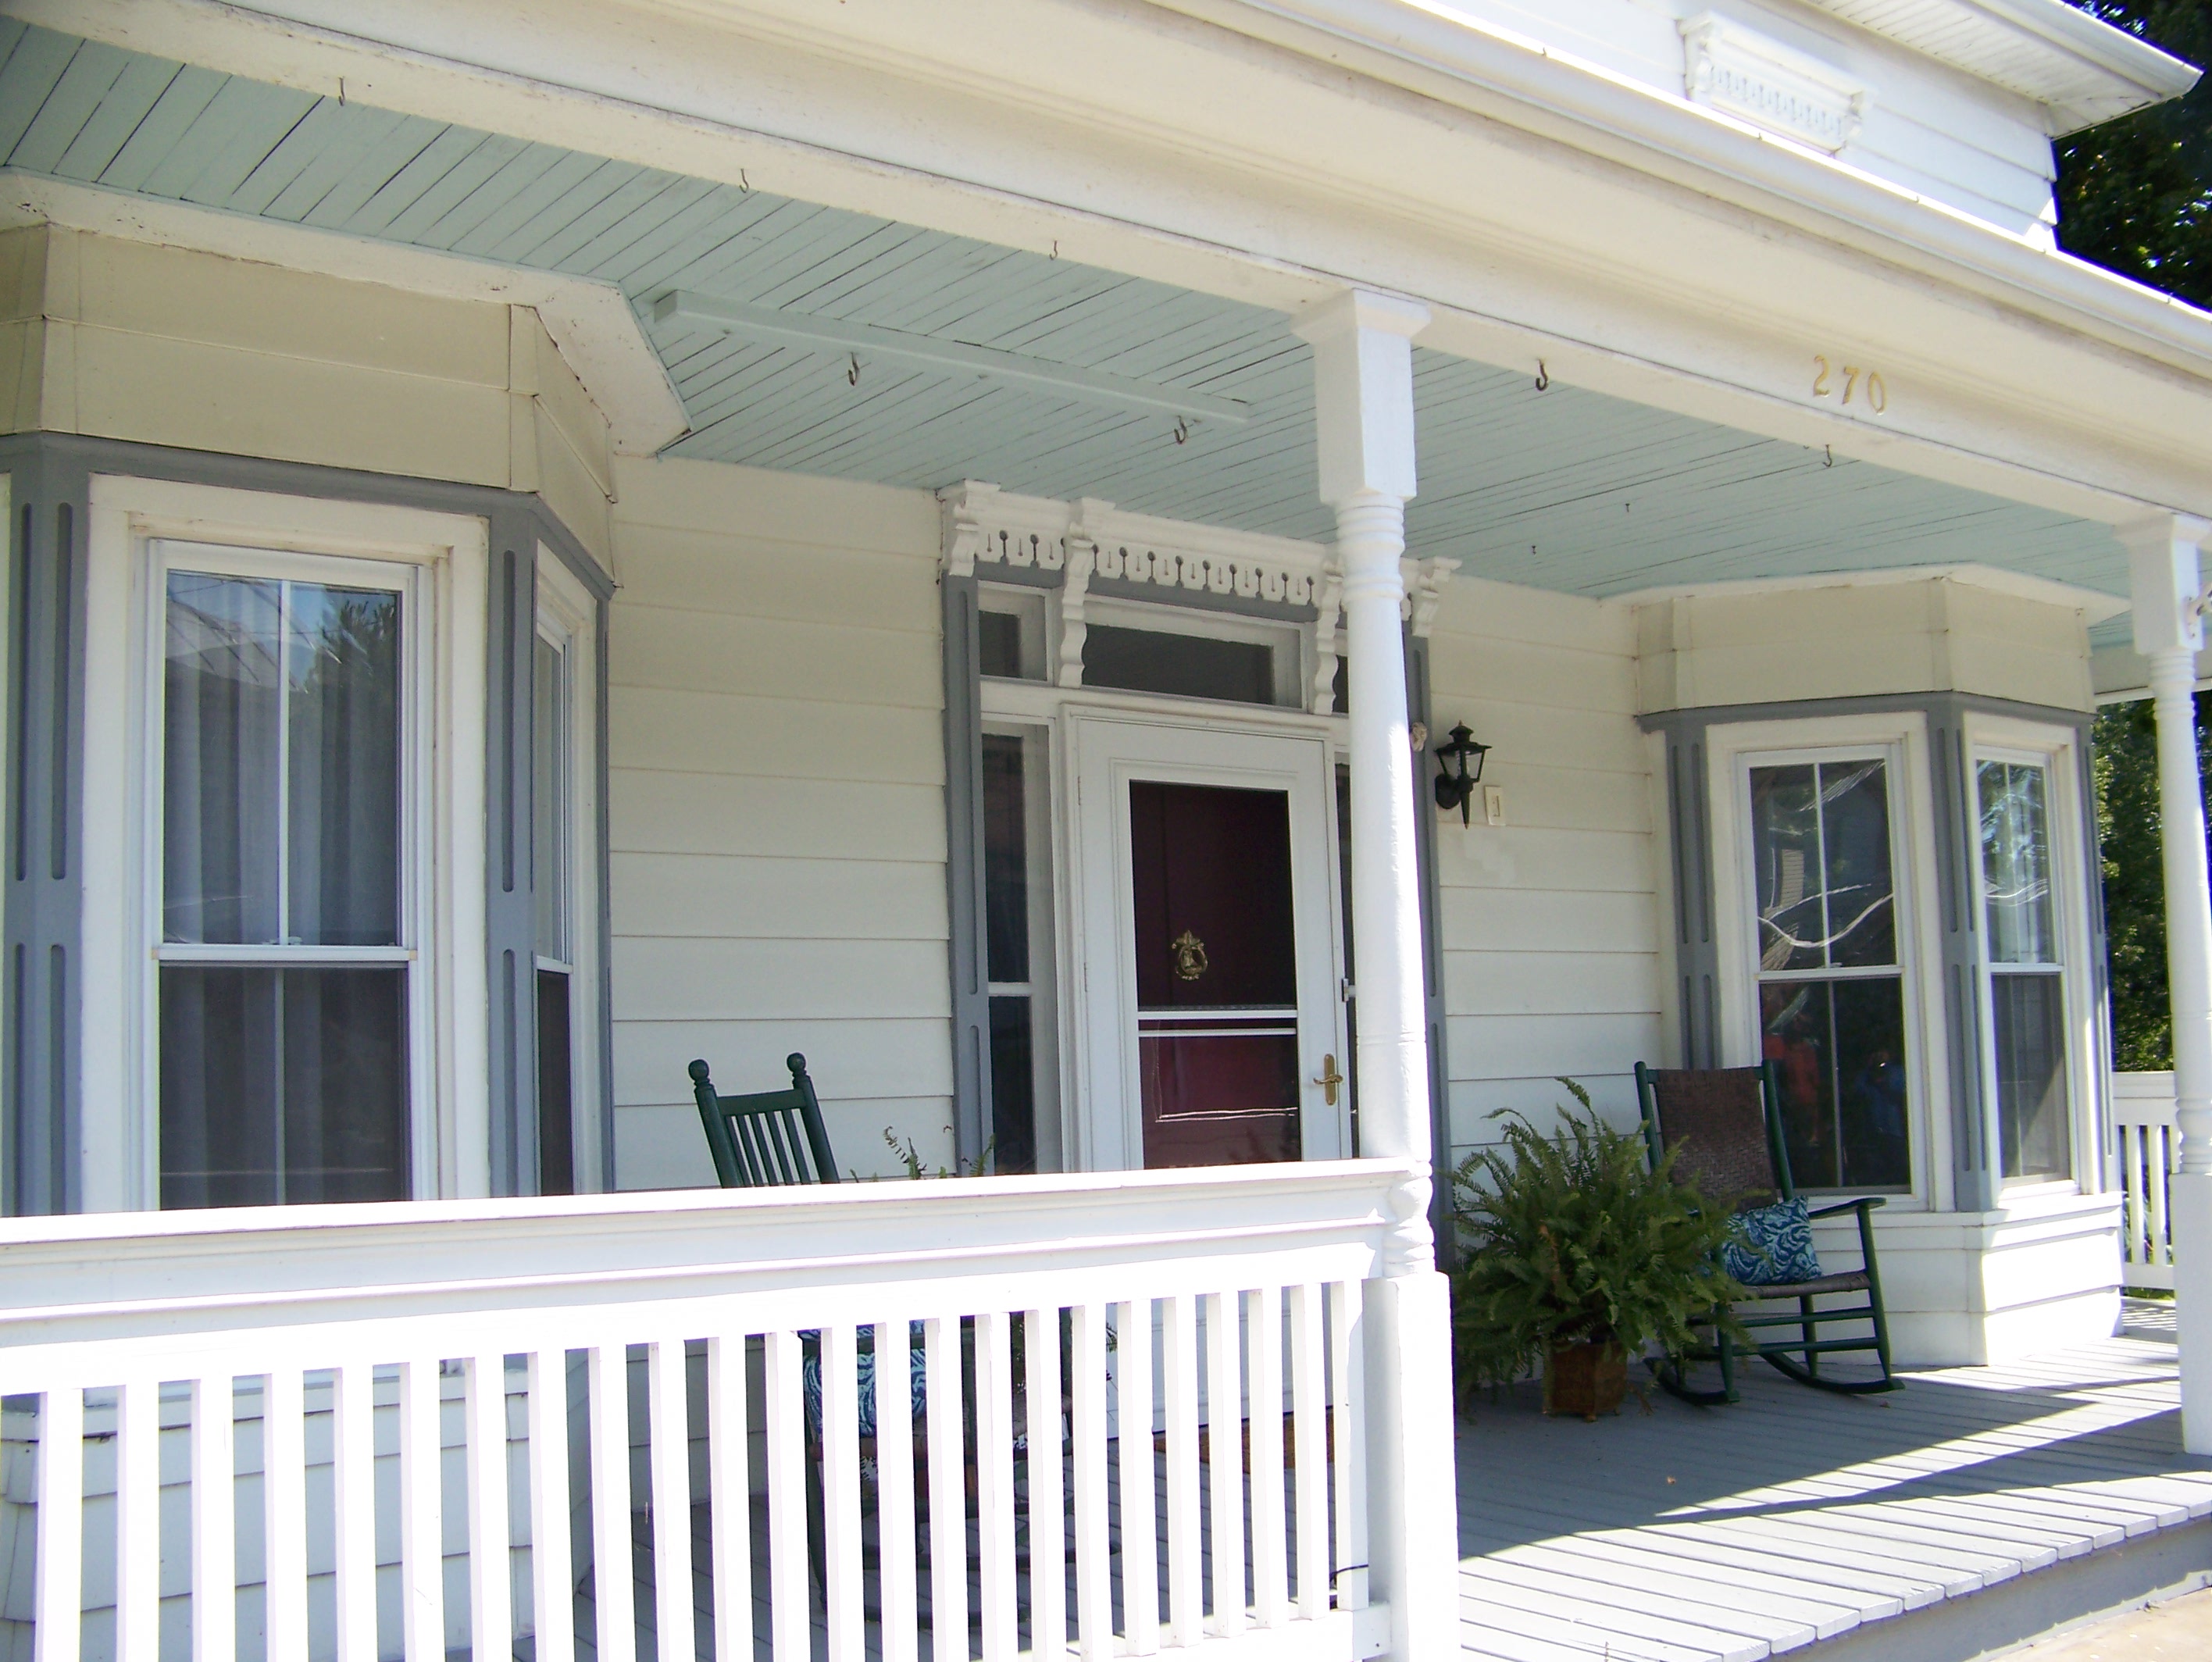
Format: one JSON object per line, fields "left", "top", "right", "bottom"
{"left": 1706, "top": 712, "right": 1949, "bottom": 1210}
{"left": 535, "top": 548, "right": 606, "bottom": 1193}
{"left": 81, "top": 476, "right": 487, "bottom": 1211}
{"left": 1964, "top": 713, "right": 2098, "bottom": 1198}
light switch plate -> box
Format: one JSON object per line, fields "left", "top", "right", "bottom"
{"left": 1483, "top": 784, "right": 1506, "bottom": 826}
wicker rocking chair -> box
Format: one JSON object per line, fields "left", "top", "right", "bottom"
{"left": 1635, "top": 1061, "right": 1899, "bottom": 1404}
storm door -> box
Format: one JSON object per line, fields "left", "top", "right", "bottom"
{"left": 1067, "top": 712, "right": 1343, "bottom": 1172}
{"left": 1129, "top": 782, "right": 1301, "bottom": 1167}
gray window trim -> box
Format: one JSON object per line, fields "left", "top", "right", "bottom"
{"left": 0, "top": 432, "right": 615, "bottom": 1213}
{"left": 1641, "top": 690, "right": 2106, "bottom": 1214}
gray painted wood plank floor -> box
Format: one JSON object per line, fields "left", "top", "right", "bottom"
{"left": 1454, "top": 1302, "right": 2212, "bottom": 1660}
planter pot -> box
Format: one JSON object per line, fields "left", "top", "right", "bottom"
{"left": 1543, "top": 1337, "right": 1627, "bottom": 1421}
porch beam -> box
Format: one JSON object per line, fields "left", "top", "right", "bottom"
{"left": 2124, "top": 512, "right": 2212, "bottom": 1455}
{"left": 651, "top": 290, "right": 1251, "bottom": 425}
{"left": 1293, "top": 288, "right": 1458, "bottom": 1660}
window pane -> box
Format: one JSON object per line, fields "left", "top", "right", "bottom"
{"left": 989, "top": 993, "right": 1036, "bottom": 1175}
{"left": 1083, "top": 624, "right": 1276, "bottom": 705}
{"left": 160, "top": 966, "right": 409, "bottom": 1207}
{"left": 1978, "top": 760, "right": 2054, "bottom": 965}
{"left": 1993, "top": 972, "right": 2069, "bottom": 1180}
{"left": 538, "top": 968, "right": 574, "bottom": 1195}
{"left": 286, "top": 584, "right": 401, "bottom": 946}
{"left": 534, "top": 633, "right": 569, "bottom": 962}
{"left": 1750, "top": 765, "right": 1825, "bottom": 972}
{"left": 978, "top": 610, "right": 1023, "bottom": 679}
{"left": 1761, "top": 975, "right": 1909, "bottom": 1192}
{"left": 164, "top": 574, "right": 282, "bottom": 943}
{"left": 982, "top": 733, "right": 1029, "bottom": 983}
{"left": 1819, "top": 761, "right": 1896, "bottom": 968}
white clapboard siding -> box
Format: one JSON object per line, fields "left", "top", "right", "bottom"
{"left": 608, "top": 458, "right": 954, "bottom": 1184}
{"left": 0, "top": 1165, "right": 1400, "bottom": 1662}
{"left": 1427, "top": 573, "right": 1662, "bottom": 1172}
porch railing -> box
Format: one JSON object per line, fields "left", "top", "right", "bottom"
{"left": 2114, "top": 1071, "right": 2180, "bottom": 1290}
{"left": 0, "top": 1161, "right": 1407, "bottom": 1661}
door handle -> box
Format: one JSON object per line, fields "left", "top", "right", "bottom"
{"left": 1314, "top": 1053, "right": 1343, "bottom": 1107}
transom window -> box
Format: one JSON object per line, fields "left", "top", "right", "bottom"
{"left": 1747, "top": 757, "right": 1911, "bottom": 1193}
{"left": 1977, "top": 757, "right": 2070, "bottom": 1182}
{"left": 157, "top": 551, "right": 416, "bottom": 1207}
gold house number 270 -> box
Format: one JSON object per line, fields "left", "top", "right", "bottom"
{"left": 1812, "top": 355, "right": 1887, "bottom": 413}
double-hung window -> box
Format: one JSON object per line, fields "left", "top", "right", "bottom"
{"left": 1746, "top": 754, "right": 1912, "bottom": 1193}
{"left": 1975, "top": 755, "right": 2071, "bottom": 1182}
{"left": 156, "top": 547, "right": 416, "bottom": 1207}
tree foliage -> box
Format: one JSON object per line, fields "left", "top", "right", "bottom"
{"left": 2092, "top": 696, "right": 2212, "bottom": 1068}
{"left": 2056, "top": 4, "right": 2212, "bottom": 306}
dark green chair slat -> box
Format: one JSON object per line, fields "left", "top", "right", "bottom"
{"left": 1635, "top": 1059, "right": 1899, "bottom": 1404}
{"left": 690, "top": 1054, "right": 840, "bottom": 1188}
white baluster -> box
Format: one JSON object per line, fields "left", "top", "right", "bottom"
{"left": 762, "top": 1329, "right": 808, "bottom": 1660}
{"left": 1069, "top": 1303, "right": 1113, "bottom": 1660}
{"left": 399, "top": 1359, "right": 446, "bottom": 1660}
{"left": 527, "top": 1351, "right": 576, "bottom": 1662}
{"left": 1329, "top": 1279, "right": 1369, "bottom": 1613}
{"left": 705, "top": 1336, "right": 752, "bottom": 1662}
{"left": 647, "top": 1341, "right": 695, "bottom": 1662}
{"left": 1202, "top": 1292, "right": 1245, "bottom": 1639}
{"left": 1290, "top": 1283, "right": 1328, "bottom": 1621}
{"left": 976, "top": 1311, "right": 1019, "bottom": 1662}
{"left": 821, "top": 1325, "right": 865, "bottom": 1662}
{"left": 262, "top": 1369, "right": 308, "bottom": 1662}
{"left": 925, "top": 1315, "right": 968, "bottom": 1659}
{"left": 333, "top": 1363, "right": 379, "bottom": 1662}
{"left": 1162, "top": 1294, "right": 1202, "bottom": 1648}
{"left": 1247, "top": 1288, "right": 1288, "bottom": 1628}
{"left": 115, "top": 1378, "right": 160, "bottom": 1662}
{"left": 191, "top": 1375, "right": 237, "bottom": 1662}
{"left": 587, "top": 1345, "right": 637, "bottom": 1662}
{"left": 1023, "top": 1307, "right": 1067, "bottom": 1660}
{"left": 34, "top": 1386, "right": 83, "bottom": 1662}
{"left": 2153, "top": 1129, "right": 2175, "bottom": 1273}
{"left": 469, "top": 1355, "right": 516, "bottom": 1662}
{"left": 1116, "top": 1298, "right": 1158, "bottom": 1657}
{"left": 874, "top": 1321, "right": 919, "bottom": 1662}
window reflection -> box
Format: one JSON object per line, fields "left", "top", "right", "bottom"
{"left": 1978, "top": 759, "right": 2068, "bottom": 1182}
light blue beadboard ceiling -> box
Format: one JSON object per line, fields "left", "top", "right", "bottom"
{"left": 0, "top": 21, "right": 2127, "bottom": 602}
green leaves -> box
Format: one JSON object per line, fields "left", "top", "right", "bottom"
{"left": 1447, "top": 1080, "right": 1746, "bottom": 1399}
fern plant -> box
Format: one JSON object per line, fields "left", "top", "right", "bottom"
{"left": 1449, "top": 1079, "right": 1745, "bottom": 1398}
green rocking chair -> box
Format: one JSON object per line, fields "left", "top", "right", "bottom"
{"left": 1635, "top": 1061, "right": 1899, "bottom": 1403}
{"left": 690, "top": 1053, "right": 840, "bottom": 1187}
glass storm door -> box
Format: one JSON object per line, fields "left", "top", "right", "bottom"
{"left": 1069, "top": 713, "right": 1343, "bottom": 1172}
{"left": 1129, "top": 781, "right": 1301, "bottom": 1168}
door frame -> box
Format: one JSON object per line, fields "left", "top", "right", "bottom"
{"left": 1061, "top": 704, "right": 1347, "bottom": 1172}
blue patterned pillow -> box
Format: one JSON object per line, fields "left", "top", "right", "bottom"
{"left": 1722, "top": 1198, "right": 1821, "bottom": 1286}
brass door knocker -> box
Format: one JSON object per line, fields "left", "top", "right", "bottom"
{"left": 1170, "top": 929, "right": 1209, "bottom": 982}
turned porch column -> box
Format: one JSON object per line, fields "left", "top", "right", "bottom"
{"left": 2125, "top": 513, "right": 2212, "bottom": 1455}
{"left": 1293, "top": 289, "right": 1458, "bottom": 1657}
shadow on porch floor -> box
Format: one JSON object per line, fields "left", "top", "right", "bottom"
{"left": 1454, "top": 1300, "right": 2212, "bottom": 1661}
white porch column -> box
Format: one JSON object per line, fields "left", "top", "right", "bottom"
{"left": 1293, "top": 290, "right": 1457, "bottom": 1658}
{"left": 2124, "top": 513, "right": 2212, "bottom": 1455}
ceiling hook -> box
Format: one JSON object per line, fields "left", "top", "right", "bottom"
{"left": 1173, "top": 416, "right": 1190, "bottom": 445}
{"left": 1534, "top": 360, "right": 1550, "bottom": 391}
{"left": 847, "top": 353, "right": 861, "bottom": 387}
{"left": 1823, "top": 444, "right": 1835, "bottom": 468}
{"left": 739, "top": 169, "right": 751, "bottom": 193}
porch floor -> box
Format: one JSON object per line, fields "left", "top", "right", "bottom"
{"left": 1454, "top": 1300, "right": 2212, "bottom": 1661}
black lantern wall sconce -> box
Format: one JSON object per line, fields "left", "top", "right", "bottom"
{"left": 1432, "top": 722, "right": 1491, "bottom": 825}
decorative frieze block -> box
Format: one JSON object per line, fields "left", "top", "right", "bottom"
{"left": 1681, "top": 12, "right": 1870, "bottom": 155}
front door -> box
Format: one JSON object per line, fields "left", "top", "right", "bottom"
{"left": 1067, "top": 712, "right": 1344, "bottom": 1171}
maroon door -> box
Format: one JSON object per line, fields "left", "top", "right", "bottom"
{"left": 1129, "top": 781, "right": 1301, "bottom": 1168}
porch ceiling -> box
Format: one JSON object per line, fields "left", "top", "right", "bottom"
{"left": 0, "top": 20, "right": 2129, "bottom": 608}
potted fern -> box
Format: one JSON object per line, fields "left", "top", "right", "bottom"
{"left": 1450, "top": 1080, "right": 1743, "bottom": 1419}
